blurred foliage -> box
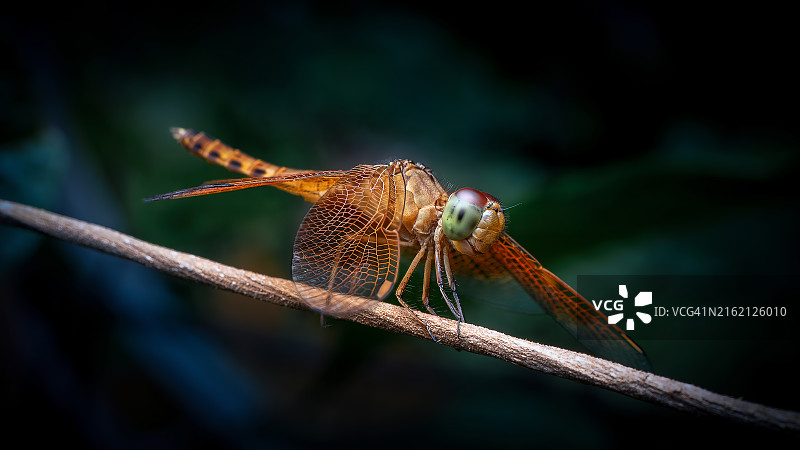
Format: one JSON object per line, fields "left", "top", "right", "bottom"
{"left": 2, "top": 2, "right": 799, "bottom": 448}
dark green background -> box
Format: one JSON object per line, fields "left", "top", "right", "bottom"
{"left": 2, "top": 2, "right": 799, "bottom": 448}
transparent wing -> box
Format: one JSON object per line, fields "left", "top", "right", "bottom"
{"left": 447, "top": 249, "right": 509, "bottom": 279}
{"left": 491, "top": 233, "right": 651, "bottom": 370}
{"left": 144, "top": 171, "right": 345, "bottom": 202}
{"left": 292, "top": 164, "right": 404, "bottom": 318}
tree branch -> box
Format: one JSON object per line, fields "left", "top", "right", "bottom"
{"left": 2, "top": 198, "right": 798, "bottom": 433}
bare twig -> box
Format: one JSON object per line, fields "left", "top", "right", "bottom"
{"left": 2, "top": 198, "right": 799, "bottom": 433}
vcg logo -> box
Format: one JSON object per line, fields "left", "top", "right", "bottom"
{"left": 591, "top": 285, "right": 653, "bottom": 331}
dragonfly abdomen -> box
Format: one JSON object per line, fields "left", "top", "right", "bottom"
{"left": 170, "top": 127, "right": 298, "bottom": 178}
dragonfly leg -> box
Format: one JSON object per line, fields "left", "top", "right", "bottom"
{"left": 395, "top": 244, "right": 438, "bottom": 342}
{"left": 422, "top": 246, "right": 435, "bottom": 315}
{"left": 441, "top": 245, "right": 465, "bottom": 323}
{"left": 434, "top": 231, "right": 464, "bottom": 337}
{"left": 319, "top": 314, "right": 332, "bottom": 328}
{"left": 395, "top": 244, "right": 427, "bottom": 307}
{"left": 395, "top": 294, "right": 438, "bottom": 343}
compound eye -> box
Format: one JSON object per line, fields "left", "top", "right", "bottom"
{"left": 442, "top": 188, "right": 488, "bottom": 241}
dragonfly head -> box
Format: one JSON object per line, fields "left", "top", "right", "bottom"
{"left": 442, "top": 188, "right": 505, "bottom": 255}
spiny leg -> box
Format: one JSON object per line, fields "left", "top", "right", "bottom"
{"left": 422, "top": 247, "right": 435, "bottom": 315}
{"left": 395, "top": 244, "right": 427, "bottom": 300}
{"left": 434, "top": 233, "right": 463, "bottom": 337}
{"left": 395, "top": 244, "right": 438, "bottom": 342}
{"left": 441, "top": 244, "right": 465, "bottom": 323}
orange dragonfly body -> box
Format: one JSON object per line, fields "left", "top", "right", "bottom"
{"left": 148, "top": 128, "right": 650, "bottom": 370}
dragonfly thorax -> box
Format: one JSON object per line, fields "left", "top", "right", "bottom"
{"left": 442, "top": 188, "right": 505, "bottom": 255}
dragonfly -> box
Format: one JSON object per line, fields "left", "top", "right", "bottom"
{"left": 147, "top": 127, "right": 650, "bottom": 370}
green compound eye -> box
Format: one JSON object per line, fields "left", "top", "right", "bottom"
{"left": 442, "top": 188, "right": 489, "bottom": 241}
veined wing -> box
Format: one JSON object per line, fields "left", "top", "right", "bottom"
{"left": 144, "top": 171, "right": 345, "bottom": 202}
{"left": 447, "top": 250, "right": 508, "bottom": 279}
{"left": 292, "top": 164, "right": 404, "bottom": 318}
{"left": 490, "top": 233, "right": 651, "bottom": 370}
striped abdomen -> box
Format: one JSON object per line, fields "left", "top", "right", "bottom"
{"left": 170, "top": 127, "right": 343, "bottom": 203}
{"left": 171, "top": 127, "right": 311, "bottom": 178}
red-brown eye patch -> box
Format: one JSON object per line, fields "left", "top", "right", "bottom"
{"left": 453, "top": 188, "right": 489, "bottom": 208}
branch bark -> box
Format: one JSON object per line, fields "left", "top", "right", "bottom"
{"left": 2, "top": 198, "right": 798, "bottom": 433}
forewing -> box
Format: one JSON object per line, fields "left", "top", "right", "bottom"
{"left": 144, "top": 171, "right": 345, "bottom": 202}
{"left": 491, "top": 233, "right": 651, "bottom": 370}
{"left": 292, "top": 164, "right": 403, "bottom": 318}
{"left": 448, "top": 250, "right": 509, "bottom": 279}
